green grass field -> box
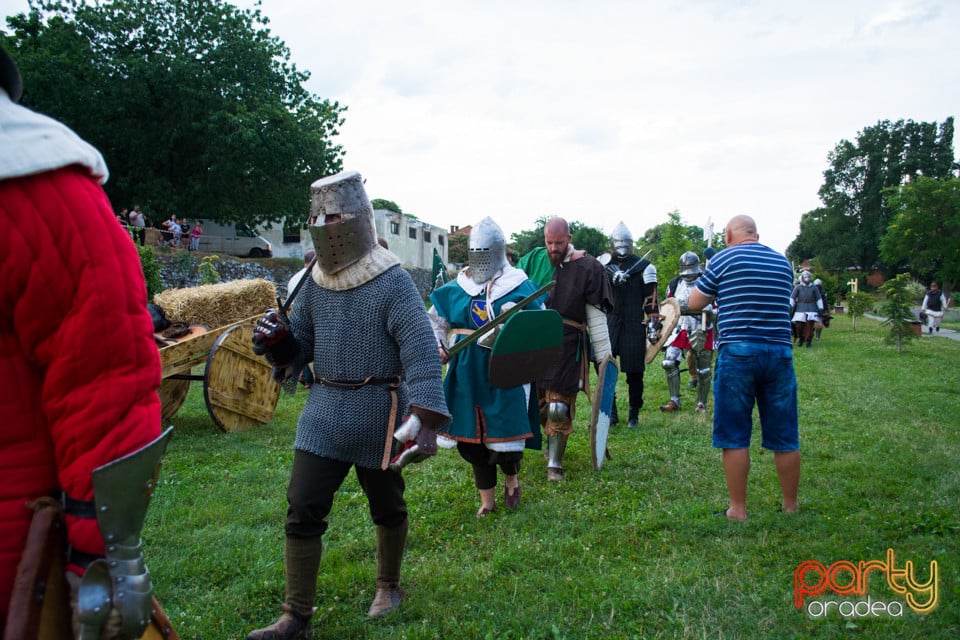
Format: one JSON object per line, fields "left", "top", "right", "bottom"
{"left": 145, "top": 314, "right": 959, "bottom": 639}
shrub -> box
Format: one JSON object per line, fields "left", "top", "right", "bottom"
{"left": 198, "top": 255, "right": 221, "bottom": 285}
{"left": 879, "top": 273, "right": 917, "bottom": 353}
{"left": 138, "top": 245, "right": 163, "bottom": 301}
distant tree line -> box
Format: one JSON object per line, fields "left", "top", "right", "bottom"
{"left": 787, "top": 118, "right": 958, "bottom": 292}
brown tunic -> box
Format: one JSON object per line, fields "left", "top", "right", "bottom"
{"left": 537, "top": 254, "right": 613, "bottom": 397}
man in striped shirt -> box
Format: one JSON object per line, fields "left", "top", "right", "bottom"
{"left": 688, "top": 215, "right": 800, "bottom": 522}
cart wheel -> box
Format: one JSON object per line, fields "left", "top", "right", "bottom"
{"left": 204, "top": 323, "right": 281, "bottom": 432}
{"left": 159, "top": 378, "right": 191, "bottom": 422}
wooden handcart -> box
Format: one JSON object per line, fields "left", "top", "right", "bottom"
{"left": 156, "top": 316, "right": 281, "bottom": 432}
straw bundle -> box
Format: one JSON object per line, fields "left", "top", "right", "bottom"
{"left": 153, "top": 278, "right": 277, "bottom": 328}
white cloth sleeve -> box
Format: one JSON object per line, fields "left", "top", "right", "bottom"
{"left": 585, "top": 304, "right": 612, "bottom": 360}
{"left": 426, "top": 306, "right": 450, "bottom": 349}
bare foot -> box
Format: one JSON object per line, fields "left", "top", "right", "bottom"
{"left": 724, "top": 507, "right": 747, "bottom": 522}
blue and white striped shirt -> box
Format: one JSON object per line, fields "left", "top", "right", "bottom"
{"left": 695, "top": 242, "right": 794, "bottom": 347}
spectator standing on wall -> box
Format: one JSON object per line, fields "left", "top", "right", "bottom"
{"left": 190, "top": 219, "right": 203, "bottom": 251}
{"left": 129, "top": 205, "right": 146, "bottom": 246}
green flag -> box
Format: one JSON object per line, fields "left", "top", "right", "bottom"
{"left": 432, "top": 247, "right": 449, "bottom": 291}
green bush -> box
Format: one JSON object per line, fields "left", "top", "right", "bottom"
{"left": 138, "top": 245, "right": 163, "bottom": 301}
{"left": 880, "top": 273, "right": 918, "bottom": 352}
{"left": 198, "top": 255, "right": 221, "bottom": 285}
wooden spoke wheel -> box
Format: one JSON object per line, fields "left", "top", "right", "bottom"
{"left": 203, "top": 323, "right": 281, "bottom": 432}
{"left": 158, "top": 377, "right": 191, "bottom": 422}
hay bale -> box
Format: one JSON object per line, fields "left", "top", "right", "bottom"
{"left": 153, "top": 278, "right": 277, "bottom": 328}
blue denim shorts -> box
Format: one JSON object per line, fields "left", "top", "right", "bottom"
{"left": 712, "top": 342, "right": 799, "bottom": 451}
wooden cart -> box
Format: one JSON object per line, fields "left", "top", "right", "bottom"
{"left": 157, "top": 317, "right": 281, "bottom": 432}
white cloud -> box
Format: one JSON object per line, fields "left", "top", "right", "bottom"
{"left": 858, "top": 1, "right": 941, "bottom": 35}
{"left": 2, "top": 0, "right": 956, "bottom": 255}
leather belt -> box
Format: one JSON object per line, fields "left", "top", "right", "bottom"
{"left": 317, "top": 375, "right": 401, "bottom": 390}
{"left": 315, "top": 375, "right": 403, "bottom": 470}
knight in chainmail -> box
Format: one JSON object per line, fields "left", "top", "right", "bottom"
{"left": 790, "top": 270, "right": 824, "bottom": 348}
{"left": 599, "top": 221, "right": 658, "bottom": 427}
{"left": 660, "top": 252, "right": 716, "bottom": 413}
{"left": 247, "top": 171, "right": 449, "bottom": 640}
{"left": 428, "top": 217, "right": 545, "bottom": 516}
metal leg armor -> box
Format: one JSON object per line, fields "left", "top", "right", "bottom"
{"left": 661, "top": 346, "right": 682, "bottom": 410}
{"left": 695, "top": 349, "right": 713, "bottom": 408}
{"left": 546, "top": 434, "right": 568, "bottom": 481}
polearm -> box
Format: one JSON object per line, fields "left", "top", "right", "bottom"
{"left": 702, "top": 218, "right": 714, "bottom": 331}
{"left": 446, "top": 280, "right": 555, "bottom": 358}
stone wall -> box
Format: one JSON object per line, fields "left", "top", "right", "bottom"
{"left": 154, "top": 252, "right": 434, "bottom": 301}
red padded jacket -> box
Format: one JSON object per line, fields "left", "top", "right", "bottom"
{"left": 0, "top": 166, "right": 162, "bottom": 618}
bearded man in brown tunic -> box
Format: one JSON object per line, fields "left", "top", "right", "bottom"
{"left": 526, "top": 217, "right": 614, "bottom": 481}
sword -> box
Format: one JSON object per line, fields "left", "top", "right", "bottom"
{"left": 446, "top": 280, "right": 555, "bottom": 358}
{"left": 270, "top": 255, "right": 318, "bottom": 395}
{"left": 278, "top": 255, "right": 319, "bottom": 319}
{"left": 604, "top": 248, "right": 653, "bottom": 281}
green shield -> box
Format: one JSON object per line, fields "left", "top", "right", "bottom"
{"left": 489, "top": 309, "right": 562, "bottom": 389}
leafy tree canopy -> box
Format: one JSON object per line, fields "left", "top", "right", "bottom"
{"left": 370, "top": 199, "right": 402, "bottom": 214}
{"left": 880, "top": 175, "right": 960, "bottom": 293}
{"left": 641, "top": 211, "right": 717, "bottom": 286}
{"left": 788, "top": 118, "right": 956, "bottom": 272}
{"left": 508, "top": 215, "right": 608, "bottom": 258}
{"left": 447, "top": 231, "right": 467, "bottom": 265}
{"left": 2, "top": 0, "right": 345, "bottom": 227}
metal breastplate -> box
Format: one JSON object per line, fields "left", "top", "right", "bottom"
{"left": 674, "top": 279, "right": 698, "bottom": 333}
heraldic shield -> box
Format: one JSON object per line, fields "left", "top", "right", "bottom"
{"left": 590, "top": 355, "right": 618, "bottom": 470}
{"left": 644, "top": 297, "right": 681, "bottom": 364}
{"left": 489, "top": 309, "right": 562, "bottom": 388}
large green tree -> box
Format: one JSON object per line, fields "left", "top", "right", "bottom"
{"left": 880, "top": 175, "right": 960, "bottom": 292}
{"left": 509, "top": 216, "right": 608, "bottom": 258}
{"left": 640, "top": 211, "right": 715, "bottom": 284}
{"left": 2, "top": 0, "right": 344, "bottom": 226}
{"left": 787, "top": 118, "right": 955, "bottom": 271}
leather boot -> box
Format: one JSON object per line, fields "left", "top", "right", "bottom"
{"left": 610, "top": 399, "right": 619, "bottom": 425}
{"left": 247, "top": 537, "right": 322, "bottom": 640}
{"left": 627, "top": 407, "right": 640, "bottom": 428}
{"left": 367, "top": 520, "right": 408, "bottom": 618}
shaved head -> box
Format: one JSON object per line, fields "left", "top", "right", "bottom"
{"left": 544, "top": 217, "right": 570, "bottom": 237}
{"left": 544, "top": 217, "right": 572, "bottom": 266}
{"left": 725, "top": 215, "right": 759, "bottom": 246}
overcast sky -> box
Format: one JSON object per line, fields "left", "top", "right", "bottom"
{"left": 3, "top": 0, "right": 958, "bottom": 254}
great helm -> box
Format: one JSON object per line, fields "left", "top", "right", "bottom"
{"left": 468, "top": 217, "right": 508, "bottom": 284}
{"left": 610, "top": 221, "right": 634, "bottom": 257}
{"left": 308, "top": 170, "right": 378, "bottom": 274}
{"left": 679, "top": 251, "right": 701, "bottom": 280}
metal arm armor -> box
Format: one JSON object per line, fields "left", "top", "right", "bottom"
{"left": 88, "top": 427, "right": 173, "bottom": 638}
